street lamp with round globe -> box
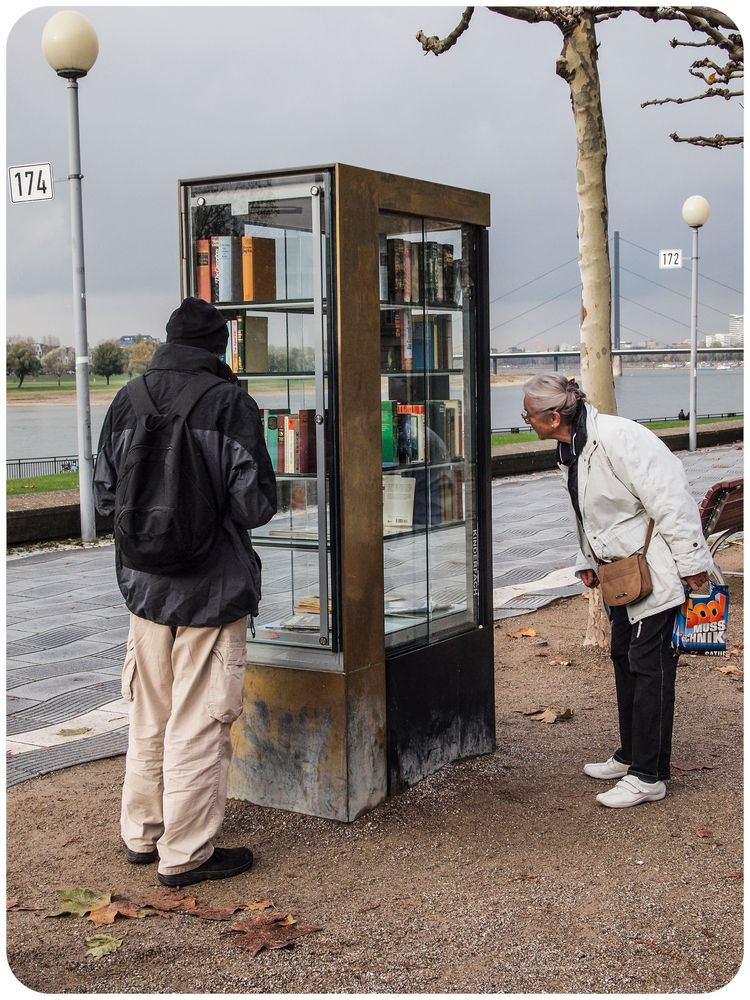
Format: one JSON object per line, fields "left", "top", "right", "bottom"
{"left": 681, "top": 195, "right": 711, "bottom": 453}
{"left": 41, "top": 10, "right": 99, "bottom": 540}
{"left": 681, "top": 195, "right": 711, "bottom": 230}
{"left": 42, "top": 10, "right": 98, "bottom": 78}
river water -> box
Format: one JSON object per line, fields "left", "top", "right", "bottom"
{"left": 4, "top": 368, "right": 743, "bottom": 460}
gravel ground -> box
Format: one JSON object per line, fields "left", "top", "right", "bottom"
{"left": 5, "top": 544, "right": 744, "bottom": 994}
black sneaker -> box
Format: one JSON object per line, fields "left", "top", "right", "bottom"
{"left": 157, "top": 847, "right": 254, "bottom": 887}
{"left": 126, "top": 847, "right": 158, "bottom": 865}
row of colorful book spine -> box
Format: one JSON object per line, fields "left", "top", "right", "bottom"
{"left": 381, "top": 400, "right": 463, "bottom": 466}
{"left": 260, "top": 409, "right": 317, "bottom": 475}
{"left": 195, "top": 234, "right": 277, "bottom": 304}
{"left": 380, "top": 236, "right": 460, "bottom": 306}
{"left": 220, "top": 315, "right": 270, "bottom": 373}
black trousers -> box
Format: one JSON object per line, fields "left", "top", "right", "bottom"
{"left": 608, "top": 604, "right": 681, "bottom": 782}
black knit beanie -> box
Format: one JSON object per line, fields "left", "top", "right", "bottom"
{"left": 165, "top": 297, "right": 229, "bottom": 355}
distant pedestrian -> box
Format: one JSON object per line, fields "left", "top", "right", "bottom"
{"left": 94, "top": 297, "right": 276, "bottom": 884}
{"left": 522, "top": 373, "right": 713, "bottom": 809}
{"left": 678, "top": 408, "right": 687, "bottom": 421}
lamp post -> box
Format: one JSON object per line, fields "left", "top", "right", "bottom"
{"left": 42, "top": 10, "right": 99, "bottom": 541}
{"left": 681, "top": 195, "right": 711, "bottom": 453}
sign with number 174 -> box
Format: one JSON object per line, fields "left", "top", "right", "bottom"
{"left": 8, "top": 163, "right": 54, "bottom": 203}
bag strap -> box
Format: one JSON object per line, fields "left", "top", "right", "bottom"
{"left": 127, "top": 372, "right": 224, "bottom": 421}
{"left": 126, "top": 375, "right": 158, "bottom": 418}
{"left": 643, "top": 517, "right": 655, "bottom": 556}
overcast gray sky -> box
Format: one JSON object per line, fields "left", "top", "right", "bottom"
{"left": 5, "top": 3, "right": 745, "bottom": 350}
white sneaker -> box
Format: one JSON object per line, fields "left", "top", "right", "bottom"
{"left": 583, "top": 756, "right": 629, "bottom": 781}
{"left": 596, "top": 775, "right": 667, "bottom": 809}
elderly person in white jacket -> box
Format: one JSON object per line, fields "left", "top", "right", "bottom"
{"left": 523, "top": 373, "right": 713, "bottom": 809}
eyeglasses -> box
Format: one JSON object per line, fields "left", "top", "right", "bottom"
{"left": 521, "top": 407, "right": 555, "bottom": 424}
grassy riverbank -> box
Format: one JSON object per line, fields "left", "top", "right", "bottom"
{"left": 490, "top": 414, "right": 743, "bottom": 447}
{"left": 5, "top": 375, "right": 128, "bottom": 404}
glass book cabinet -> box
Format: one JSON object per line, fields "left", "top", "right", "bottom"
{"left": 178, "top": 164, "right": 493, "bottom": 821}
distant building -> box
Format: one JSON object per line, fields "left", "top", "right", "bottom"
{"left": 118, "top": 334, "right": 160, "bottom": 349}
{"left": 727, "top": 314, "right": 743, "bottom": 343}
{"left": 706, "top": 332, "right": 743, "bottom": 348}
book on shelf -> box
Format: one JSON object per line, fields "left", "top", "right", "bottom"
{"left": 382, "top": 474, "right": 416, "bottom": 530}
{"left": 385, "top": 237, "right": 456, "bottom": 308}
{"left": 230, "top": 319, "right": 239, "bottom": 371}
{"left": 412, "top": 314, "right": 453, "bottom": 370}
{"left": 259, "top": 408, "right": 318, "bottom": 475}
{"left": 242, "top": 315, "right": 269, "bottom": 372}
{"left": 241, "top": 233, "right": 277, "bottom": 302}
{"left": 381, "top": 400, "right": 398, "bottom": 464}
{"left": 296, "top": 408, "right": 317, "bottom": 475}
{"left": 387, "top": 239, "right": 405, "bottom": 304}
{"left": 194, "top": 239, "right": 212, "bottom": 302}
{"left": 210, "top": 235, "right": 242, "bottom": 302}
{"left": 396, "top": 405, "right": 424, "bottom": 464}
{"left": 379, "top": 234, "right": 389, "bottom": 301}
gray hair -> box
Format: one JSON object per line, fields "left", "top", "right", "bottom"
{"left": 523, "top": 373, "right": 586, "bottom": 421}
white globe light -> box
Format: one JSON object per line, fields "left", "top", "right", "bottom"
{"left": 42, "top": 11, "right": 99, "bottom": 78}
{"left": 681, "top": 195, "right": 711, "bottom": 228}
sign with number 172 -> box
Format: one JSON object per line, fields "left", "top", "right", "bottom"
{"left": 659, "top": 248, "right": 682, "bottom": 269}
{"left": 8, "top": 163, "right": 54, "bottom": 203}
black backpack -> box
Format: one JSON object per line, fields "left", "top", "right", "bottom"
{"left": 114, "top": 372, "right": 224, "bottom": 575}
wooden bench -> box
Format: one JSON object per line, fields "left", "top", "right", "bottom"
{"left": 699, "top": 478, "right": 743, "bottom": 556}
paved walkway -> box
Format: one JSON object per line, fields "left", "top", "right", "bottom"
{"left": 5, "top": 443, "right": 743, "bottom": 787}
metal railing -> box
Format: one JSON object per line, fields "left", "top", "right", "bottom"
{"left": 491, "top": 412, "right": 743, "bottom": 435}
{"left": 6, "top": 455, "right": 92, "bottom": 481}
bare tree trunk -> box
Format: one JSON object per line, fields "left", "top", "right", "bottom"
{"left": 556, "top": 12, "right": 617, "bottom": 416}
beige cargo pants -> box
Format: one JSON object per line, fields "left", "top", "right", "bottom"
{"left": 120, "top": 613, "right": 247, "bottom": 875}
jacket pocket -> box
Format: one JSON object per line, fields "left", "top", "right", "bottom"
{"left": 121, "top": 640, "right": 137, "bottom": 703}
{"left": 207, "top": 635, "right": 247, "bottom": 724}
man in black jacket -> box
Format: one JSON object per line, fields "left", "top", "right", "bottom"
{"left": 94, "top": 297, "right": 276, "bottom": 887}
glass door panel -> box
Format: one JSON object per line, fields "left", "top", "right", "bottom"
{"left": 181, "top": 171, "right": 337, "bottom": 659}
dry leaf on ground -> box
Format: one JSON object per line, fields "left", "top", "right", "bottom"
{"left": 48, "top": 888, "right": 113, "bottom": 918}
{"left": 56, "top": 727, "right": 93, "bottom": 737}
{"left": 672, "top": 761, "right": 718, "bottom": 772}
{"left": 549, "top": 658, "right": 572, "bottom": 666}
{"left": 718, "top": 664, "right": 741, "bottom": 675}
{"left": 84, "top": 934, "right": 122, "bottom": 960}
{"left": 695, "top": 828, "right": 714, "bottom": 838}
{"left": 187, "top": 902, "right": 247, "bottom": 922}
{"left": 136, "top": 890, "right": 197, "bottom": 912}
{"left": 243, "top": 900, "right": 273, "bottom": 912}
{"left": 230, "top": 911, "right": 322, "bottom": 957}
{"left": 88, "top": 900, "right": 155, "bottom": 927}
{"left": 523, "top": 707, "right": 574, "bottom": 724}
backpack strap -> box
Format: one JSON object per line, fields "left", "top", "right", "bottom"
{"left": 127, "top": 372, "right": 225, "bottom": 420}
{"left": 170, "top": 373, "right": 225, "bottom": 419}
{"left": 126, "top": 375, "right": 159, "bottom": 418}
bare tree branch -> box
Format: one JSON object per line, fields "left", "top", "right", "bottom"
{"left": 642, "top": 86, "right": 743, "bottom": 108}
{"left": 416, "top": 7, "right": 475, "bottom": 55}
{"left": 670, "top": 132, "right": 744, "bottom": 147}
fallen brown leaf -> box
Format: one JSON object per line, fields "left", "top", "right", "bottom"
{"left": 88, "top": 900, "right": 154, "bottom": 927}
{"left": 187, "top": 902, "right": 247, "bottom": 922}
{"left": 718, "top": 664, "right": 741, "bottom": 675}
{"left": 722, "top": 870, "right": 743, "bottom": 879}
{"left": 534, "top": 651, "right": 548, "bottom": 657}
{"left": 519, "top": 627, "right": 538, "bottom": 637}
{"left": 695, "top": 828, "right": 714, "bottom": 838}
{"left": 672, "top": 761, "right": 718, "bottom": 772}
{"left": 230, "top": 911, "right": 297, "bottom": 933}
{"left": 242, "top": 900, "right": 273, "bottom": 912}
{"left": 523, "top": 707, "right": 574, "bottom": 724}
{"left": 548, "top": 658, "right": 572, "bottom": 666}
{"left": 136, "top": 890, "right": 197, "bottom": 912}
{"left": 228, "top": 908, "right": 323, "bottom": 955}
